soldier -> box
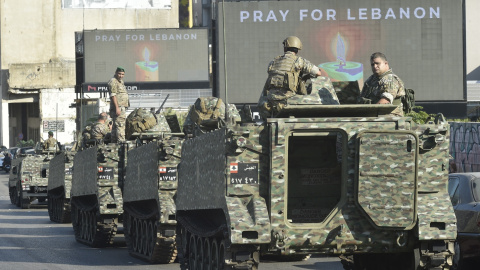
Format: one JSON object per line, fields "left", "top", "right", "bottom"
{"left": 44, "top": 131, "right": 57, "bottom": 150}
{"left": 183, "top": 97, "right": 241, "bottom": 136}
{"left": 108, "top": 66, "right": 130, "bottom": 142}
{"left": 91, "top": 112, "right": 112, "bottom": 140}
{"left": 258, "top": 36, "right": 322, "bottom": 119}
{"left": 357, "top": 52, "right": 405, "bottom": 116}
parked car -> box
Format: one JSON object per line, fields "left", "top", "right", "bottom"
{"left": 7, "top": 147, "right": 19, "bottom": 159}
{"left": 23, "top": 149, "right": 35, "bottom": 155}
{"left": 448, "top": 173, "right": 480, "bottom": 269}
{"left": 18, "top": 146, "right": 33, "bottom": 156}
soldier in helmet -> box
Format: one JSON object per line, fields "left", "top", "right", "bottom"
{"left": 108, "top": 66, "right": 130, "bottom": 142}
{"left": 44, "top": 131, "right": 57, "bottom": 150}
{"left": 258, "top": 36, "right": 322, "bottom": 119}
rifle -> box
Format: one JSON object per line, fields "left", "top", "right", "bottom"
{"left": 155, "top": 94, "right": 170, "bottom": 114}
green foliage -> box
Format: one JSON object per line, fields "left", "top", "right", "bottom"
{"left": 17, "top": 139, "right": 35, "bottom": 147}
{"left": 178, "top": 0, "right": 190, "bottom": 28}
{"left": 405, "top": 106, "right": 435, "bottom": 124}
{"left": 448, "top": 118, "right": 472, "bottom": 122}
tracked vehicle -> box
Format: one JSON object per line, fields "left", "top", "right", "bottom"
{"left": 123, "top": 130, "right": 184, "bottom": 263}
{"left": 47, "top": 149, "right": 76, "bottom": 223}
{"left": 70, "top": 142, "right": 131, "bottom": 247}
{"left": 175, "top": 77, "right": 456, "bottom": 270}
{"left": 70, "top": 107, "right": 176, "bottom": 250}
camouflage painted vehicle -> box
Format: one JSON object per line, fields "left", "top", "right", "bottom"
{"left": 47, "top": 149, "right": 76, "bottom": 223}
{"left": 175, "top": 77, "right": 456, "bottom": 270}
{"left": 123, "top": 130, "right": 184, "bottom": 263}
{"left": 70, "top": 142, "right": 132, "bottom": 247}
{"left": 8, "top": 148, "right": 54, "bottom": 209}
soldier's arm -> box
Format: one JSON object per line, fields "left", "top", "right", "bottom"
{"left": 379, "top": 75, "right": 403, "bottom": 104}
{"left": 299, "top": 58, "right": 321, "bottom": 77}
{"left": 108, "top": 80, "right": 121, "bottom": 116}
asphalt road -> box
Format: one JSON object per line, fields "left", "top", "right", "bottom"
{"left": 0, "top": 171, "right": 344, "bottom": 270}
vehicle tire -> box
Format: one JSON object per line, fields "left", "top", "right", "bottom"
{"left": 15, "top": 183, "right": 21, "bottom": 207}
{"left": 9, "top": 187, "right": 15, "bottom": 205}
{"left": 20, "top": 190, "right": 31, "bottom": 209}
{"left": 452, "top": 241, "right": 463, "bottom": 270}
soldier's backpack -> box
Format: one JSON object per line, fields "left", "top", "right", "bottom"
{"left": 82, "top": 124, "right": 93, "bottom": 140}
{"left": 125, "top": 108, "right": 158, "bottom": 139}
{"left": 402, "top": 88, "right": 415, "bottom": 114}
{"left": 189, "top": 97, "right": 223, "bottom": 127}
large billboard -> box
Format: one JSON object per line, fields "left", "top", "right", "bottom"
{"left": 82, "top": 28, "right": 209, "bottom": 91}
{"left": 63, "top": 0, "right": 171, "bottom": 9}
{"left": 217, "top": 0, "right": 464, "bottom": 104}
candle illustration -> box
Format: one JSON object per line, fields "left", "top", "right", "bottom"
{"left": 318, "top": 33, "right": 363, "bottom": 82}
{"left": 135, "top": 47, "right": 159, "bottom": 81}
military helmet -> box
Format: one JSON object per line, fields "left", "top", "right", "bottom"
{"left": 283, "top": 36, "right": 302, "bottom": 50}
{"left": 48, "top": 131, "right": 54, "bottom": 136}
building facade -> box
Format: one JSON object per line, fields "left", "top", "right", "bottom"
{"left": 0, "top": 0, "right": 179, "bottom": 147}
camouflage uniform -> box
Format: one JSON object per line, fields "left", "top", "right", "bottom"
{"left": 91, "top": 122, "right": 110, "bottom": 140}
{"left": 108, "top": 77, "right": 129, "bottom": 142}
{"left": 183, "top": 97, "right": 241, "bottom": 136}
{"left": 44, "top": 137, "right": 57, "bottom": 149}
{"left": 258, "top": 51, "right": 320, "bottom": 119}
{"left": 358, "top": 69, "right": 405, "bottom": 116}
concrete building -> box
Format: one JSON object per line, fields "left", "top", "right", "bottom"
{"left": 465, "top": 0, "right": 480, "bottom": 118}
{"left": 0, "top": 0, "right": 179, "bottom": 148}
{"left": 2, "top": 0, "right": 479, "bottom": 147}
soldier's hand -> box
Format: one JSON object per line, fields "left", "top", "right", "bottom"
{"left": 116, "top": 107, "right": 121, "bottom": 116}
{"left": 357, "top": 97, "right": 372, "bottom": 104}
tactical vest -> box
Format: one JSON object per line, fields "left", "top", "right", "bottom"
{"left": 266, "top": 54, "right": 301, "bottom": 93}
{"left": 125, "top": 108, "right": 158, "bottom": 139}
{"left": 189, "top": 97, "right": 223, "bottom": 127}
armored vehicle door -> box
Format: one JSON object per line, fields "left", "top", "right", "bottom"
{"left": 9, "top": 158, "right": 24, "bottom": 188}
{"left": 356, "top": 131, "right": 418, "bottom": 229}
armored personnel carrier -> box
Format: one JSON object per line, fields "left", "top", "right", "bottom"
{"left": 175, "top": 77, "right": 456, "bottom": 270}
{"left": 47, "top": 149, "right": 76, "bottom": 223}
{"left": 70, "top": 142, "right": 131, "bottom": 247}
{"left": 123, "top": 131, "right": 184, "bottom": 263}
{"left": 8, "top": 145, "right": 57, "bottom": 209}
{"left": 70, "top": 107, "right": 177, "bottom": 250}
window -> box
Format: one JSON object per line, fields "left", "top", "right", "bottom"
{"left": 448, "top": 177, "right": 460, "bottom": 206}
{"left": 472, "top": 178, "right": 480, "bottom": 202}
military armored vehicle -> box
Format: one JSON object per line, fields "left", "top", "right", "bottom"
{"left": 70, "top": 142, "right": 131, "bottom": 247}
{"left": 47, "top": 149, "right": 76, "bottom": 223}
{"left": 8, "top": 149, "right": 54, "bottom": 209}
{"left": 175, "top": 77, "right": 456, "bottom": 269}
{"left": 123, "top": 131, "right": 184, "bottom": 263}
{"left": 70, "top": 106, "right": 176, "bottom": 250}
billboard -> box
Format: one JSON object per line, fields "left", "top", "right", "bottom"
{"left": 62, "top": 0, "right": 171, "bottom": 9}
{"left": 82, "top": 28, "right": 209, "bottom": 91}
{"left": 217, "top": 0, "right": 464, "bottom": 104}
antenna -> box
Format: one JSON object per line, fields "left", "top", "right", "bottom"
{"left": 222, "top": 0, "right": 229, "bottom": 121}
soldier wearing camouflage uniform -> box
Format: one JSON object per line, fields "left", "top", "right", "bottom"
{"left": 108, "top": 67, "right": 130, "bottom": 142}
{"left": 91, "top": 112, "right": 112, "bottom": 140}
{"left": 183, "top": 97, "right": 241, "bottom": 136}
{"left": 258, "top": 36, "right": 322, "bottom": 119}
{"left": 44, "top": 131, "right": 57, "bottom": 150}
{"left": 358, "top": 52, "right": 405, "bottom": 116}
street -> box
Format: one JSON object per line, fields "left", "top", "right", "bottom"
{"left": 0, "top": 172, "right": 343, "bottom": 270}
